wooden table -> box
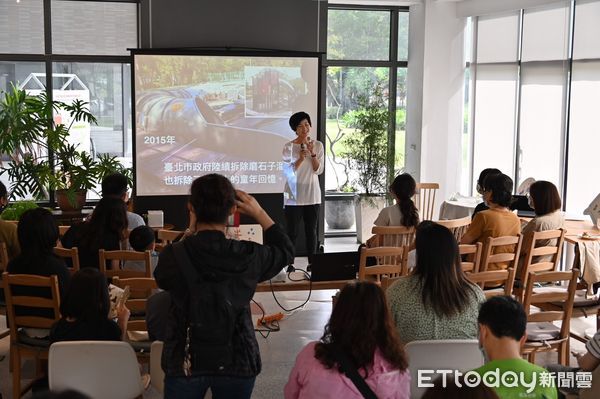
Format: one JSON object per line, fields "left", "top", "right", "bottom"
{"left": 255, "top": 279, "right": 353, "bottom": 293}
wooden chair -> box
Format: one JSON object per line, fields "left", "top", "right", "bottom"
{"left": 53, "top": 246, "right": 80, "bottom": 275}
{"left": 437, "top": 216, "right": 471, "bottom": 242}
{"left": 381, "top": 276, "right": 402, "bottom": 292}
{"left": 157, "top": 229, "right": 184, "bottom": 245}
{"left": 98, "top": 249, "right": 152, "bottom": 279}
{"left": 414, "top": 182, "right": 439, "bottom": 221}
{"left": 0, "top": 242, "right": 9, "bottom": 338}
{"left": 466, "top": 268, "right": 516, "bottom": 298}
{"left": 358, "top": 246, "right": 406, "bottom": 283}
{"left": 3, "top": 272, "right": 61, "bottom": 399}
{"left": 521, "top": 269, "right": 578, "bottom": 366}
{"left": 479, "top": 234, "right": 523, "bottom": 273}
{"left": 458, "top": 243, "right": 482, "bottom": 273}
{"left": 371, "top": 226, "right": 416, "bottom": 248}
{"left": 112, "top": 277, "right": 158, "bottom": 361}
{"left": 514, "top": 229, "right": 565, "bottom": 301}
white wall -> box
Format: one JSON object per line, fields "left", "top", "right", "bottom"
{"left": 409, "top": 0, "right": 466, "bottom": 218}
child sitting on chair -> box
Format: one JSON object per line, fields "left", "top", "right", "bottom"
{"left": 125, "top": 225, "right": 159, "bottom": 273}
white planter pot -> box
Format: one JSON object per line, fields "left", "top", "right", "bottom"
{"left": 354, "top": 195, "right": 387, "bottom": 244}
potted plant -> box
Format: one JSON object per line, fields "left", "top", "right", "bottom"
{"left": 340, "top": 85, "right": 390, "bottom": 243}
{"left": 0, "top": 85, "right": 129, "bottom": 211}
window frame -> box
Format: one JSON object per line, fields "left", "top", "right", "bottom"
{"left": 0, "top": 0, "right": 139, "bottom": 206}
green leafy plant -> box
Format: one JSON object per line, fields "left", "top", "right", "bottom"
{"left": 0, "top": 200, "right": 39, "bottom": 221}
{"left": 340, "top": 84, "right": 389, "bottom": 195}
{"left": 0, "top": 85, "right": 130, "bottom": 206}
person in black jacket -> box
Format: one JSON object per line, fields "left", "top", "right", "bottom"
{"left": 154, "top": 173, "right": 294, "bottom": 399}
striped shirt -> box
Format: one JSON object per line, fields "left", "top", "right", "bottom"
{"left": 586, "top": 330, "right": 600, "bottom": 359}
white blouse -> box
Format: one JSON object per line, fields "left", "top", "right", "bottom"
{"left": 282, "top": 140, "right": 324, "bottom": 206}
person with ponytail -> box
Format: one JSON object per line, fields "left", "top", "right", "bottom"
{"left": 461, "top": 173, "right": 521, "bottom": 271}
{"left": 374, "top": 173, "right": 420, "bottom": 228}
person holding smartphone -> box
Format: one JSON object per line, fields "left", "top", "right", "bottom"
{"left": 282, "top": 112, "right": 324, "bottom": 265}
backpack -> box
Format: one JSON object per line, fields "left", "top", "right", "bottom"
{"left": 172, "top": 241, "right": 239, "bottom": 374}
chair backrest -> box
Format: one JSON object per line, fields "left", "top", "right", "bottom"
{"left": 522, "top": 269, "right": 578, "bottom": 341}
{"left": 2, "top": 272, "right": 61, "bottom": 342}
{"left": 98, "top": 249, "right": 152, "bottom": 278}
{"left": 380, "top": 276, "right": 402, "bottom": 292}
{"left": 0, "top": 241, "right": 9, "bottom": 273}
{"left": 479, "top": 234, "right": 523, "bottom": 272}
{"left": 405, "top": 339, "right": 484, "bottom": 399}
{"left": 157, "top": 229, "right": 184, "bottom": 245}
{"left": 414, "top": 182, "right": 439, "bottom": 221}
{"left": 150, "top": 341, "right": 165, "bottom": 394}
{"left": 371, "top": 226, "right": 416, "bottom": 248}
{"left": 466, "top": 268, "right": 516, "bottom": 298}
{"left": 458, "top": 243, "right": 482, "bottom": 273}
{"left": 436, "top": 216, "right": 471, "bottom": 242}
{"left": 517, "top": 229, "right": 565, "bottom": 299}
{"left": 358, "top": 246, "right": 405, "bottom": 282}
{"left": 49, "top": 341, "right": 143, "bottom": 399}
{"left": 53, "top": 246, "right": 80, "bottom": 275}
{"left": 58, "top": 225, "right": 70, "bottom": 238}
{"left": 112, "top": 276, "right": 158, "bottom": 331}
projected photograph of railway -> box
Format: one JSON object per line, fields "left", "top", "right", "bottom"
{"left": 133, "top": 54, "right": 319, "bottom": 196}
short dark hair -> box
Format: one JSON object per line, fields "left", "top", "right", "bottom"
{"left": 60, "top": 268, "right": 110, "bottom": 322}
{"left": 129, "top": 225, "right": 155, "bottom": 252}
{"left": 289, "top": 111, "right": 311, "bottom": 131}
{"left": 189, "top": 174, "right": 236, "bottom": 225}
{"left": 101, "top": 173, "right": 129, "bottom": 198}
{"left": 477, "top": 168, "right": 502, "bottom": 193}
{"left": 0, "top": 181, "right": 7, "bottom": 199}
{"left": 478, "top": 296, "right": 526, "bottom": 341}
{"left": 17, "top": 208, "right": 59, "bottom": 258}
{"left": 529, "top": 180, "right": 561, "bottom": 216}
{"left": 483, "top": 173, "right": 513, "bottom": 208}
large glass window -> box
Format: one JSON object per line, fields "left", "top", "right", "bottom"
{"left": 328, "top": 9, "right": 391, "bottom": 61}
{"left": 0, "top": 1, "right": 137, "bottom": 203}
{"left": 466, "top": 0, "right": 600, "bottom": 215}
{"left": 51, "top": 0, "right": 137, "bottom": 56}
{"left": 517, "top": 62, "right": 566, "bottom": 185}
{"left": 0, "top": 0, "right": 44, "bottom": 54}
{"left": 472, "top": 64, "right": 518, "bottom": 184}
{"left": 325, "top": 7, "right": 408, "bottom": 235}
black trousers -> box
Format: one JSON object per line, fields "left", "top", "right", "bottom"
{"left": 284, "top": 204, "right": 320, "bottom": 260}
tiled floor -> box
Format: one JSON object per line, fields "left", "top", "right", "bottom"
{"left": 0, "top": 235, "right": 595, "bottom": 398}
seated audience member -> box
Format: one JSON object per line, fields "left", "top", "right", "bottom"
{"left": 285, "top": 281, "right": 410, "bottom": 399}
{"left": 472, "top": 168, "right": 502, "bottom": 219}
{"left": 422, "top": 376, "right": 499, "bottom": 399}
{"left": 61, "top": 197, "right": 128, "bottom": 269}
{"left": 101, "top": 172, "right": 145, "bottom": 229}
{"left": 546, "top": 329, "right": 600, "bottom": 398}
{"left": 461, "top": 173, "right": 521, "bottom": 272}
{"left": 154, "top": 174, "right": 294, "bottom": 399}
{"left": 387, "top": 222, "right": 485, "bottom": 343}
{"left": 50, "top": 267, "right": 130, "bottom": 342}
{"left": 520, "top": 181, "right": 564, "bottom": 265}
{"left": 374, "top": 173, "right": 420, "bottom": 228}
{"left": 125, "top": 225, "right": 158, "bottom": 273}
{"left": 0, "top": 181, "right": 20, "bottom": 259}
{"left": 7, "top": 208, "right": 71, "bottom": 322}
{"left": 475, "top": 296, "right": 557, "bottom": 399}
